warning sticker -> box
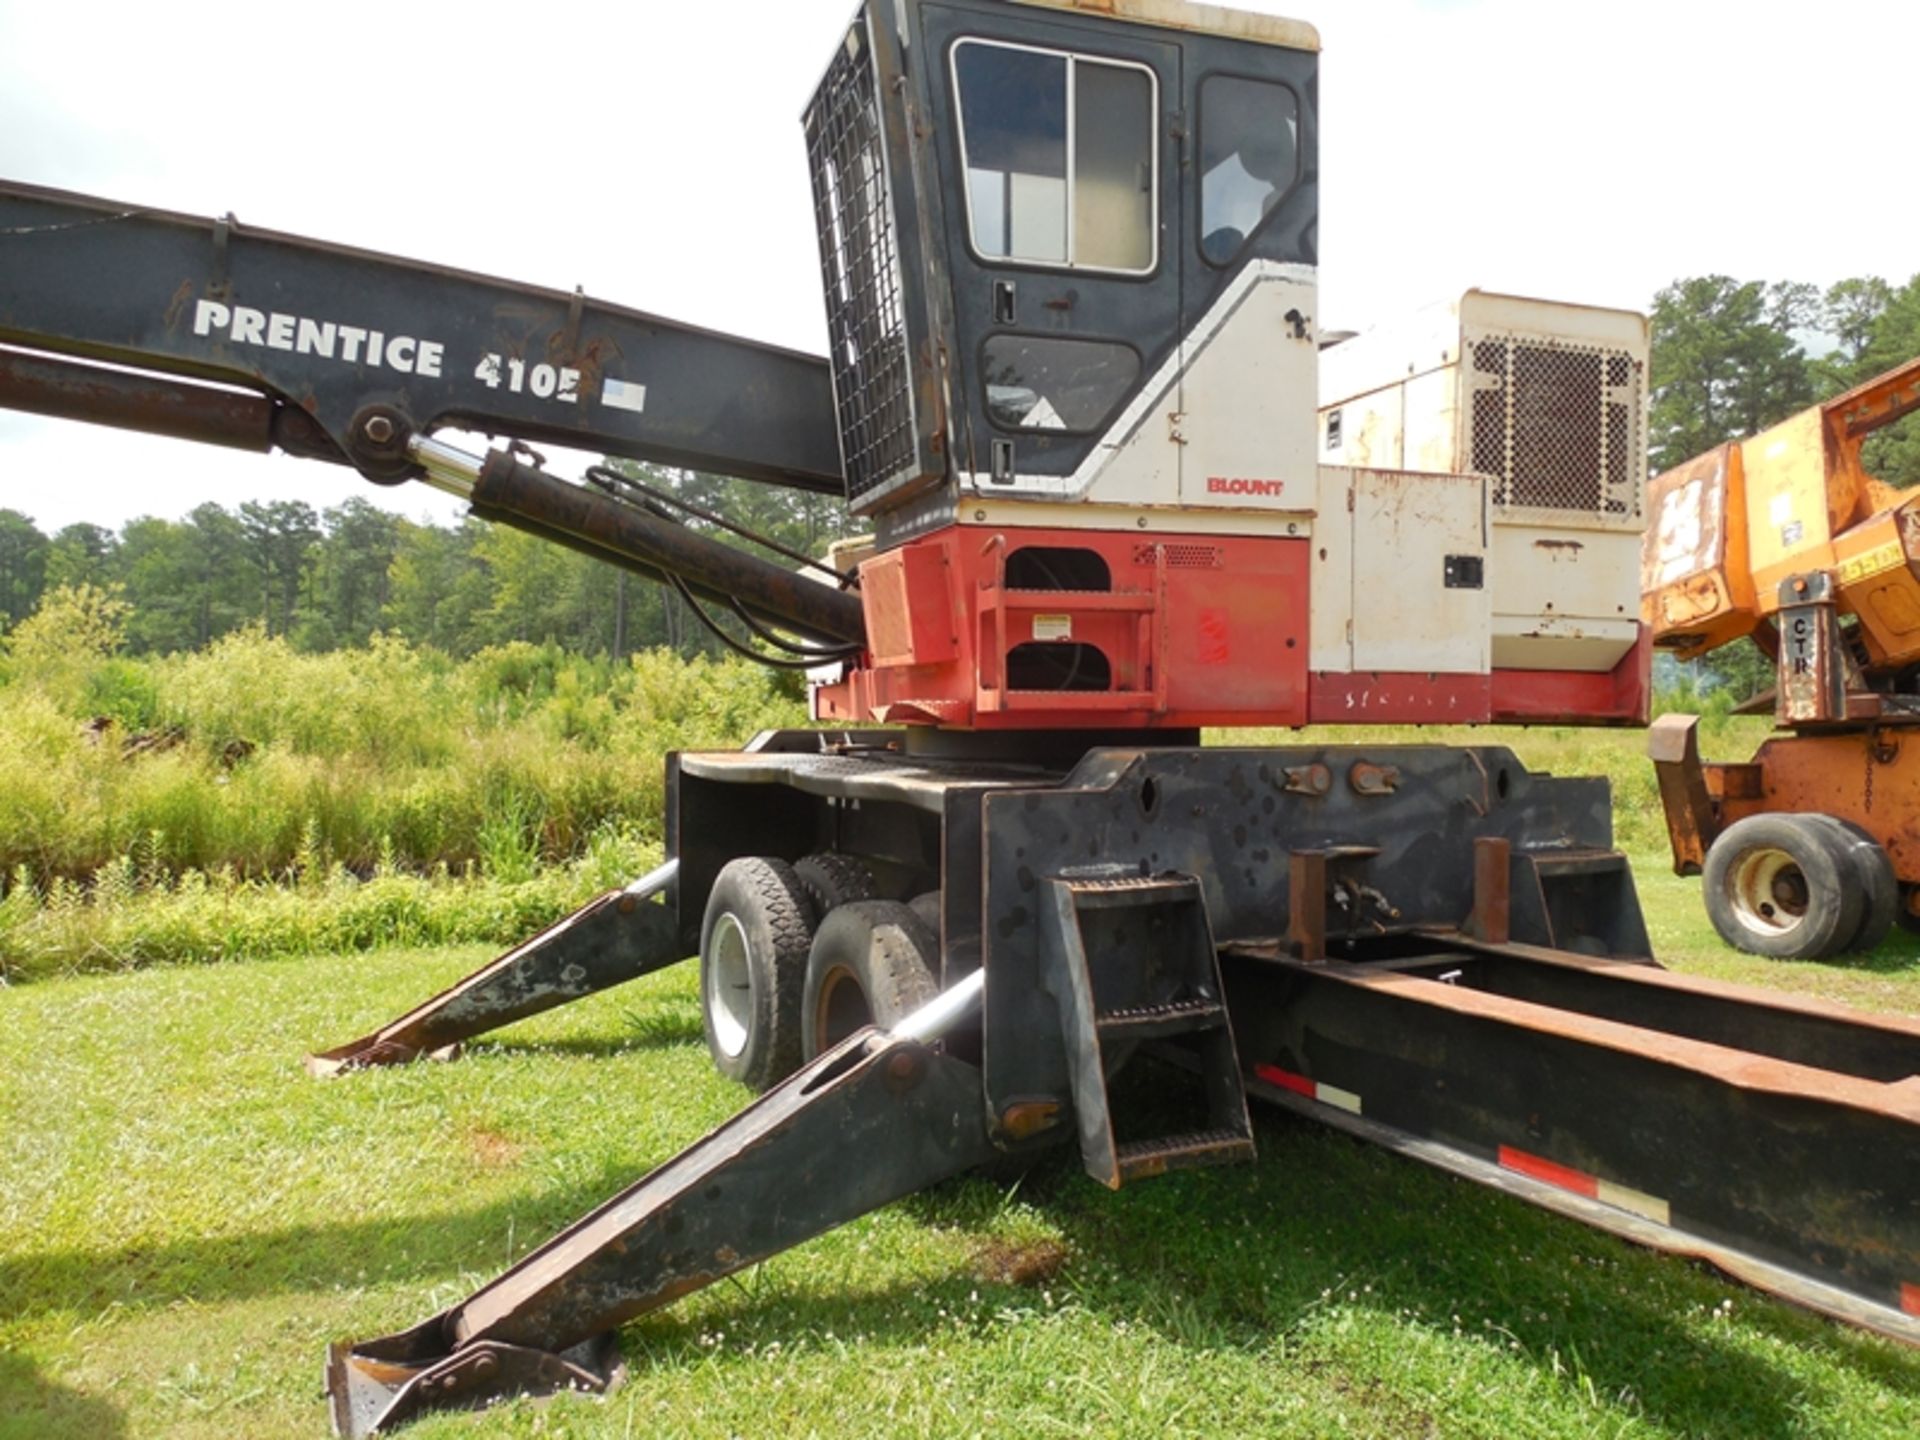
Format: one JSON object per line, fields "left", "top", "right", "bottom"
{"left": 1032, "top": 614, "right": 1073, "bottom": 642}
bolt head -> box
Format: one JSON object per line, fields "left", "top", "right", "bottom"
{"left": 363, "top": 415, "right": 396, "bottom": 445}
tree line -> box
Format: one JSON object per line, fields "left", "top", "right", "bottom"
{"left": 1650, "top": 272, "right": 1920, "bottom": 478}
{"left": 0, "top": 464, "right": 858, "bottom": 659}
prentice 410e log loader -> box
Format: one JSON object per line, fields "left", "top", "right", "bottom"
{"left": 1, "top": 1, "right": 1916, "bottom": 1433}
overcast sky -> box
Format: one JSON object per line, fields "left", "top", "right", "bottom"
{"left": 2, "top": 0, "right": 1915, "bottom": 534}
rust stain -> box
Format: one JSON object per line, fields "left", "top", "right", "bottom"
{"left": 163, "top": 279, "right": 196, "bottom": 333}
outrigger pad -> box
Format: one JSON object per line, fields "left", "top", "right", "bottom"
{"left": 327, "top": 1327, "right": 622, "bottom": 1438}
{"left": 306, "top": 1041, "right": 459, "bottom": 1077}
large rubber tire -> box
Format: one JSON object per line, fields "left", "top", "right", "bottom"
{"left": 700, "top": 857, "right": 814, "bottom": 1091}
{"left": 1810, "top": 816, "right": 1897, "bottom": 955}
{"left": 1701, "top": 814, "right": 1863, "bottom": 960}
{"left": 794, "top": 852, "right": 877, "bottom": 918}
{"left": 801, "top": 900, "right": 940, "bottom": 1062}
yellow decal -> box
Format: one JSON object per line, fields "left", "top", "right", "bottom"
{"left": 1837, "top": 541, "right": 1904, "bottom": 588}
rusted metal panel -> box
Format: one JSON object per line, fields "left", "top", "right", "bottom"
{"left": 1776, "top": 572, "right": 1848, "bottom": 725}
{"left": 1648, "top": 713, "right": 1716, "bottom": 875}
{"left": 1286, "top": 850, "right": 1327, "bottom": 960}
{"left": 1711, "top": 726, "right": 1920, "bottom": 884}
{"left": 1467, "top": 836, "right": 1512, "bottom": 943}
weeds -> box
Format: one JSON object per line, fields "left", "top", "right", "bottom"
{"left": 0, "top": 620, "right": 800, "bottom": 891}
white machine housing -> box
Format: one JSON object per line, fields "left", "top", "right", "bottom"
{"left": 1319, "top": 290, "right": 1649, "bottom": 673}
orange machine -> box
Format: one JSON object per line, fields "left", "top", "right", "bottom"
{"left": 1644, "top": 357, "right": 1920, "bottom": 958}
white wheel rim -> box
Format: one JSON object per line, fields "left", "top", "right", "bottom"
{"left": 706, "top": 911, "right": 753, "bottom": 1058}
{"left": 1727, "top": 846, "right": 1809, "bottom": 939}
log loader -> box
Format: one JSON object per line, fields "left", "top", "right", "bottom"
{"left": 1644, "top": 358, "right": 1920, "bottom": 958}
{"left": 2, "top": 1, "right": 1915, "bottom": 1433}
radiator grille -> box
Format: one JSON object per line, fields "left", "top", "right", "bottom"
{"left": 1469, "top": 336, "right": 1642, "bottom": 520}
{"left": 806, "top": 21, "right": 917, "bottom": 507}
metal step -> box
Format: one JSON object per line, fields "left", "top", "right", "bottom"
{"left": 1040, "top": 871, "right": 1252, "bottom": 1189}
{"left": 1115, "top": 1128, "right": 1257, "bottom": 1183}
{"left": 1095, "top": 998, "right": 1230, "bottom": 1042}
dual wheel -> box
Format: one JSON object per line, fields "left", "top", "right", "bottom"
{"left": 698, "top": 854, "right": 941, "bottom": 1090}
{"left": 1702, "top": 813, "right": 1897, "bottom": 960}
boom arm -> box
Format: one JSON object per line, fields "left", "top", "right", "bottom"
{"left": 0, "top": 179, "right": 842, "bottom": 488}
{"left": 0, "top": 179, "right": 866, "bottom": 648}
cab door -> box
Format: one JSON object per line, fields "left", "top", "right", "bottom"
{"left": 918, "top": 1, "right": 1182, "bottom": 499}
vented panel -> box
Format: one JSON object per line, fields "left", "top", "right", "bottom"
{"left": 805, "top": 20, "right": 918, "bottom": 507}
{"left": 1468, "top": 336, "right": 1642, "bottom": 521}
{"left": 1132, "top": 543, "right": 1225, "bottom": 569}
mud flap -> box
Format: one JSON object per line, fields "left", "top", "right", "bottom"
{"left": 307, "top": 862, "right": 683, "bottom": 1075}
{"left": 325, "top": 1025, "right": 998, "bottom": 1436}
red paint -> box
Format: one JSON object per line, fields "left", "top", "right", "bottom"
{"left": 1497, "top": 1144, "right": 1600, "bottom": 1199}
{"left": 1902, "top": 1282, "right": 1920, "bottom": 1318}
{"left": 1207, "top": 477, "right": 1286, "bottom": 497}
{"left": 812, "top": 523, "right": 1312, "bottom": 730}
{"left": 1198, "top": 606, "right": 1231, "bottom": 665}
{"left": 1254, "top": 1063, "right": 1317, "bottom": 1099}
{"left": 1489, "top": 625, "right": 1650, "bottom": 726}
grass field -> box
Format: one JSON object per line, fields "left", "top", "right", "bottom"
{"left": 3, "top": 726, "right": 1918, "bottom": 1439}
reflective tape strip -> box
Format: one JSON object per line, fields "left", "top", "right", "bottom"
{"left": 1254, "top": 1063, "right": 1362, "bottom": 1115}
{"left": 1499, "top": 1145, "right": 1670, "bottom": 1225}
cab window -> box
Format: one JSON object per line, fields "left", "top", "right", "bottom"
{"left": 1199, "top": 75, "right": 1299, "bottom": 266}
{"left": 953, "top": 40, "right": 1156, "bottom": 274}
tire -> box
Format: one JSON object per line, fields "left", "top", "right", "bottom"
{"left": 802, "top": 900, "right": 940, "bottom": 1061}
{"left": 1809, "top": 817, "right": 1897, "bottom": 954}
{"left": 1701, "top": 814, "right": 1863, "bottom": 960}
{"left": 700, "top": 857, "right": 814, "bottom": 1091}
{"left": 794, "top": 852, "right": 877, "bottom": 918}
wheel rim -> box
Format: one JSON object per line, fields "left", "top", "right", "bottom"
{"left": 1726, "top": 846, "right": 1811, "bottom": 939}
{"left": 815, "top": 966, "right": 873, "bottom": 1053}
{"left": 705, "top": 911, "right": 754, "bottom": 1059}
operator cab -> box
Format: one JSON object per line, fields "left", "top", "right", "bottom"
{"left": 805, "top": 0, "right": 1320, "bottom": 537}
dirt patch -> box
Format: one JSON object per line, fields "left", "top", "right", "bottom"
{"left": 972, "top": 1237, "right": 1069, "bottom": 1288}
{"left": 465, "top": 1127, "right": 525, "bottom": 1169}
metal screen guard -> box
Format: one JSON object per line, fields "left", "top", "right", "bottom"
{"left": 805, "top": 14, "right": 925, "bottom": 510}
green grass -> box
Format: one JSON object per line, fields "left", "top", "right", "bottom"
{"left": 3, "top": 832, "right": 1917, "bottom": 1439}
